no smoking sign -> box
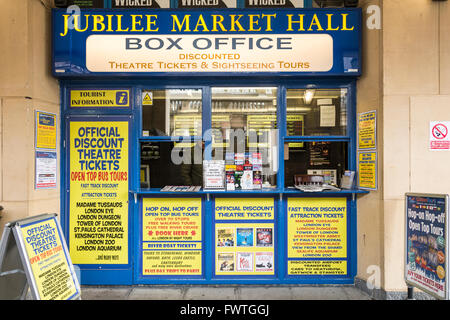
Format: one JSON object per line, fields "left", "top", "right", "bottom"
{"left": 430, "top": 121, "right": 450, "bottom": 151}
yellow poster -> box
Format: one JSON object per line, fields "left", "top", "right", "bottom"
{"left": 20, "top": 217, "right": 79, "bottom": 300}
{"left": 358, "top": 151, "right": 377, "bottom": 190}
{"left": 288, "top": 260, "right": 347, "bottom": 275}
{"left": 36, "top": 111, "right": 57, "bottom": 149}
{"left": 70, "top": 89, "right": 130, "bottom": 107}
{"left": 358, "top": 111, "right": 376, "bottom": 149}
{"left": 216, "top": 223, "right": 275, "bottom": 275}
{"left": 69, "top": 121, "right": 129, "bottom": 264}
{"left": 287, "top": 198, "right": 347, "bottom": 259}
{"left": 142, "top": 198, "right": 202, "bottom": 275}
{"left": 215, "top": 198, "right": 275, "bottom": 220}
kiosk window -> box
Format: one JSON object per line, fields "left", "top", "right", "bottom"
{"left": 284, "top": 141, "right": 348, "bottom": 187}
{"left": 211, "top": 87, "right": 278, "bottom": 189}
{"left": 142, "top": 89, "right": 202, "bottom": 137}
{"left": 140, "top": 141, "right": 203, "bottom": 188}
{"left": 286, "top": 88, "right": 348, "bottom": 136}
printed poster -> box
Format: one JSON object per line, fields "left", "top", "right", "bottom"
{"left": 142, "top": 198, "right": 202, "bottom": 276}
{"left": 215, "top": 223, "right": 274, "bottom": 275}
{"left": 69, "top": 121, "right": 129, "bottom": 264}
{"left": 218, "top": 253, "right": 235, "bottom": 272}
{"left": 287, "top": 197, "right": 347, "bottom": 259}
{"left": 255, "top": 252, "right": 274, "bottom": 272}
{"left": 358, "top": 111, "right": 376, "bottom": 150}
{"left": 236, "top": 228, "right": 254, "bottom": 247}
{"left": 36, "top": 111, "right": 57, "bottom": 150}
{"left": 358, "top": 151, "right": 377, "bottom": 190}
{"left": 236, "top": 252, "right": 253, "bottom": 272}
{"left": 405, "top": 194, "right": 448, "bottom": 300}
{"left": 287, "top": 197, "right": 347, "bottom": 276}
{"left": 19, "top": 217, "right": 79, "bottom": 300}
{"left": 35, "top": 151, "right": 57, "bottom": 189}
{"left": 217, "top": 227, "right": 235, "bottom": 247}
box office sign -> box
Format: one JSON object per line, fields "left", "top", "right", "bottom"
{"left": 52, "top": 9, "right": 361, "bottom": 76}
{"left": 405, "top": 193, "right": 449, "bottom": 300}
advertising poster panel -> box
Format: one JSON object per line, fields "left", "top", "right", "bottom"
{"left": 358, "top": 151, "right": 377, "bottom": 190}
{"left": 358, "top": 110, "right": 376, "bottom": 150}
{"left": 287, "top": 197, "right": 347, "bottom": 276}
{"left": 142, "top": 198, "right": 202, "bottom": 276}
{"left": 405, "top": 193, "right": 449, "bottom": 300}
{"left": 69, "top": 121, "right": 129, "bottom": 265}
{"left": 215, "top": 223, "right": 275, "bottom": 275}
{"left": 35, "top": 111, "right": 57, "bottom": 150}
{"left": 35, "top": 151, "right": 57, "bottom": 189}
{"left": 14, "top": 215, "right": 80, "bottom": 300}
{"left": 214, "top": 198, "right": 275, "bottom": 275}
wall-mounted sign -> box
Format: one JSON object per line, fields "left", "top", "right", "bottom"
{"left": 69, "top": 121, "right": 129, "bottom": 264}
{"left": 405, "top": 193, "right": 449, "bottom": 300}
{"left": 430, "top": 121, "right": 450, "bottom": 151}
{"left": 35, "top": 111, "right": 57, "bottom": 150}
{"left": 358, "top": 151, "right": 377, "bottom": 190}
{"left": 70, "top": 89, "right": 130, "bottom": 108}
{"left": 53, "top": 9, "right": 361, "bottom": 76}
{"left": 244, "top": 0, "right": 304, "bottom": 8}
{"left": 35, "top": 151, "right": 57, "bottom": 189}
{"left": 0, "top": 214, "right": 81, "bottom": 300}
{"left": 112, "top": 0, "right": 170, "bottom": 8}
{"left": 86, "top": 34, "right": 333, "bottom": 73}
{"left": 358, "top": 111, "right": 376, "bottom": 150}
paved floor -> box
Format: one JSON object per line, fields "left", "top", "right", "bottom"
{"left": 79, "top": 285, "right": 373, "bottom": 300}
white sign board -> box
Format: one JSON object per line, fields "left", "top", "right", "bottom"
{"left": 430, "top": 121, "right": 450, "bottom": 151}
{"left": 86, "top": 34, "right": 333, "bottom": 73}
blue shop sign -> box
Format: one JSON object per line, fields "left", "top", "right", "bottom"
{"left": 52, "top": 8, "right": 361, "bottom": 76}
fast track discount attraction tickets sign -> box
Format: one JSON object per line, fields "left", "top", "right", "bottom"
{"left": 287, "top": 197, "right": 347, "bottom": 276}
{"left": 69, "top": 121, "right": 129, "bottom": 265}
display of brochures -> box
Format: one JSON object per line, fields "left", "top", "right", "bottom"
{"left": 340, "top": 170, "right": 355, "bottom": 189}
{"left": 160, "top": 186, "right": 202, "bottom": 192}
{"left": 294, "top": 184, "right": 341, "bottom": 192}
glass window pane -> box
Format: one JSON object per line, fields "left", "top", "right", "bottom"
{"left": 211, "top": 87, "right": 278, "bottom": 189}
{"left": 284, "top": 141, "right": 348, "bottom": 188}
{"left": 286, "top": 88, "right": 348, "bottom": 136}
{"left": 142, "top": 89, "right": 202, "bottom": 137}
{"left": 140, "top": 141, "right": 203, "bottom": 188}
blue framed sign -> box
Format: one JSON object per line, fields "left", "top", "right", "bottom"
{"left": 52, "top": 8, "right": 361, "bottom": 77}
